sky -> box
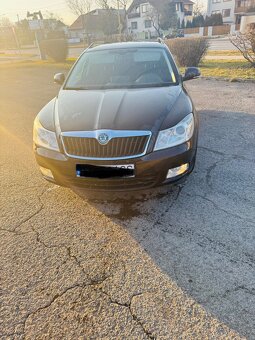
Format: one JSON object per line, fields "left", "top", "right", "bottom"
{"left": 0, "top": 0, "right": 82, "bottom": 25}
{"left": 0, "top": 0, "right": 207, "bottom": 25}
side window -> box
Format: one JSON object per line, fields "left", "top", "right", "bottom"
{"left": 131, "top": 21, "right": 138, "bottom": 30}
{"left": 144, "top": 20, "right": 152, "bottom": 28}
{"left": 141, "top": 4, "right": 148, "bottom": 13}
{"left": 222, "top": 8, "right": 231, "bottom": 17}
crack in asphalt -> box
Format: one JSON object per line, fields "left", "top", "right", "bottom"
{"left": 198, "top": 285, "right": 255, "bottom": 305}
{"left": 198, "top": 145, "right": 226, "bottom": 157}
{"left": 205, "top": 158, "right": 226, "bottom": 190}
{"left": 99, "top": 289, "right": 155, "bottom": 339}
{"left": 8, "top": 187, "right": 50, "bottom": 232}
{"left": 21, "top": 274, "right": 154, "bottom": 339}
{"left": 20, "top": 276, "right": 115, "bottom": 337}
{"left": 198, "top": 145, "right": 255, "bottom": 163}
{"left": 3, "top": 188, "right": 154, "bottom": 339}
{"left": 136, "top": 185, "right": 183, "bottom": 244}
{"left": 2, "top": 144, "right": 254, "bottom": 338}
{"left": 185, "top": 192, "right": 255, "bottom": 227}
{"left": 222, "top": 285, "right": 255, "bottom": 298}
{"left": 161, "top": 220, "right": 255, "bottom": 269}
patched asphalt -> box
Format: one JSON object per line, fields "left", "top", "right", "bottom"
{"left": 0, "top": 66, "right": 254, "bottom": 339}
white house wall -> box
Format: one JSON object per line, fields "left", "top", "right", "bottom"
{"left": 127, "top": 1, "right": 190, "bottom": 38}
{"left": 207, "top": 0, "right": 236, "bottom": 23}
{"left": 240, "top": 14, "right": 255, "bottom": 32}
{"left": 128, "top": 3, "right": 159, "bottom": 37}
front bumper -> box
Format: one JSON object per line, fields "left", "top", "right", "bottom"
{"left": 34, "top": 132, "right": 197, "bottom": 192}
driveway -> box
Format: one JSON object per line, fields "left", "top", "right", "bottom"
{"left": 0, "top": 66, "right": 254, "bottom": 339}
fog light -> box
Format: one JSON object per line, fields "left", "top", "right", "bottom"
{"left": 166, "top": 163, "right": 189, "bottom": 179}
{"left": 40, "top": 166, "right": 54, "bottom": 179}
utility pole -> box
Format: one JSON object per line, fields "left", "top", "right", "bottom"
{"left": 117, "top": 0, "right": 122, "bottom": 41}
{"left": 27, "top": 10, "right": 46, "bottom": 60}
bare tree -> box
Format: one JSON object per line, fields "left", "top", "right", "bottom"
{"left": 0, "top": 17, "right": 12, "bottom": 27}
{"left": 96, "top": 0, "right": 111, "bottom": 9}
{"left": 146, "top": 6, "right": 161, "bottom": 36}
{"left": 45, "top": 11, "right": 63, "bottom": 22}
{"left": 114, "top": 0, "right": 131, "bottom": 33}
{"left": 114, "top": 0, "right": 131, "bottom": 11}
{"left": 66, "top": 0, "right": 91, "bottom": 16}
{"left": 192, "top": 0, "right": 205, "bottom": 16}
{"left": 66, "top": 0, "right": 92, "bottom": 46}
{"left": 229, "top": 30, "right": 255, "bottom": 67}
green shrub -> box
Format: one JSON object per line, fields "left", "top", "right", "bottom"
{"left": 41, "top": 39, "right": 68, "bottom": 62}
{"left": 166, "top": 37, "right": 209, "bottom": 67}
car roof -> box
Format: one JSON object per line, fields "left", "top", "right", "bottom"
{"left": 89, "top": 41, "right": 166, "bottom": 52}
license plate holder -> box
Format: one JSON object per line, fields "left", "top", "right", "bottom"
{"left": 76, "top": 164, "right": 135, "bottom": 179}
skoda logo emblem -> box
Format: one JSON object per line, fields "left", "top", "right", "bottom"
{"left": 97, "top": 133, "right": 110, "bottom": 145}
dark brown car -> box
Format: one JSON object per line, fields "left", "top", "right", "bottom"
{"left": 33, "top": 41, "right": 199, "bottom": 192}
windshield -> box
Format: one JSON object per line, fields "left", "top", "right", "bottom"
{"left": 65, "top": 47, "right": 177, "bottom": 90}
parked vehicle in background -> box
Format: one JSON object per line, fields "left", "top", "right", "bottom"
{"left": 164, "top": 30, "right": 185, "bottom": 39}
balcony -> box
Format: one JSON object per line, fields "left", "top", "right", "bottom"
{"left": 128, "top": 12, "right": 141, "bottom": 19}
{"left": 235, "top": 0, "right": 255, "bottom": 13}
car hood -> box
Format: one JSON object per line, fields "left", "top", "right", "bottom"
{"left": 56, "top": 86, "right": 182, "bottom": 133}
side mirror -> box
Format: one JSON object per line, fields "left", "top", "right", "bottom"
{"left": 54, "top": 73, "right": 65, "bottom": 85}
{"left": 182, "top": 67, "right": 200, "bottom": 81}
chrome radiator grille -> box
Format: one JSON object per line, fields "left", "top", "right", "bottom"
{"left": 62, "top": 135, "right": 150, "bottom": 159}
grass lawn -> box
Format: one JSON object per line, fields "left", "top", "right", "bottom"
{"left": 206, "top": 50, "right": 241, "bottom": 57}
{"left": 199, "top": 59, "right": 255, "bottom": 80}
{"left": 0, "top": 52, "right": 36, "bottom": 57}
{"left": 1, "top": 57, "right": 254, "bottom": 81}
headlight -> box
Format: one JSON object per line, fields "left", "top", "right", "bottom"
{"left": 33, "top": 116, "right": 59, "bottom": 151}
{"left": 154, "top": 113, "right": 194, "bottom": 151}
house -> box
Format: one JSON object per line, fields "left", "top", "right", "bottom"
{"left": 207, "top": 0, "right": 255, "bottom": 24}
{"left": 207, "top": 0, "right": 236, "bottom": 23}
{"left": 69, "top": 8, "right": 125, "bottom": 41}
{"left": 43, "top": 19, "right": 68, "bottom": 38}
{"left": 127, "top": 0, "right": 194, "bottom": 39}
{"left": 235, "top": 0, "right": 255, "bottom": 25}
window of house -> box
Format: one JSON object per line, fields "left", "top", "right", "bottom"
{"left": 222, "top": 8, "right": 231, "bottom": 16}
{"left": 141, "top": 4, "right": 149, "bottom": 13}
{"left": 131, "top": 21, "right": 138, "bottom": 30}
{"left": 144, "top": 20, "right": 152, "bottom": 28}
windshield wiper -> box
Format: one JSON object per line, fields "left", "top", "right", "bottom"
{"left": 64, "top": 86, "right": 91, "bottom": 90}
{"left": 64, "top": 82, "right": 174, "bottom": 90}
{"left": 112, "top": 82, "right": 174, "bottom": 89}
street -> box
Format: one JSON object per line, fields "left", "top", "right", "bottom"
{"left": 0, "top": 37, "right": 238, "bottom": 63}
{"left": 0, "top": 65, "right": 254, "bottom": 339}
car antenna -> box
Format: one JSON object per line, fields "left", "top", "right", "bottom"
{"left": 88, "top": 42, "right": 95, "bottom": 49}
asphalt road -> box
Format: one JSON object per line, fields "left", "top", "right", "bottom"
{"left": 0, "top": 66, "right": 254, "bottom": 339}
{"left": 0, "top": 37, "right": 237, "bottom": 62}
{"left": 209, "top": 37, "right": 237, "bottom": 51}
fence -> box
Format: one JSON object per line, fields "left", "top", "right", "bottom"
{"left": 184, "top": 24, "right": 239, "bottom": 37}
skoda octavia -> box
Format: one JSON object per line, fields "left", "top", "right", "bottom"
{"left": 33, "top": 42, "right": 199, "bottom": 192}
